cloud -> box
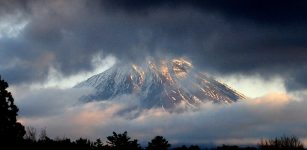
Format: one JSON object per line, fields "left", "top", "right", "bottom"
{"left": 102, "top": 0, "right": 307, "bottom": 24}
{"left": 31, "top": 54, "right": 116, "bottom": 89}
{"left": 17, "top": 91, "right": 307, "bottom": 146}
{"left": 216, "top": 75, "right": 286, "bottom": 98}
{"left": 0, "top": 0, "right": 30, "bottom": 17}
{"left": 16, "top": 87, "right": 94, "bottom": 118}
{"left": 1, "top": 0, "right": 307, "bottom": 91}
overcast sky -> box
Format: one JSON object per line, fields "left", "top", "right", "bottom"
{"left": 1, "top": 0, "right": 307, "bottom": 146}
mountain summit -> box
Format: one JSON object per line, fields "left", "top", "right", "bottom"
{"left": 75, "top": 58, "right": 245, "bottom": 109}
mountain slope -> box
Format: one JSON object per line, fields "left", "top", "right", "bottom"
{"left": 75, "top": 58, "right": 246, "bottom": 109}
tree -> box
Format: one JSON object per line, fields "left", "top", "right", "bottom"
{"left": 38, "top": 127, "right": 50, "bottom": 142}
{"left": 216, "top": 145, "right": 239, "bottom": 150}
{"left": 107, "top": 131, "right": 141, "bottom": 150}
{"left": 93, "top": 138, "right": 104, "bottom": 150}
{"left": 75, "top": 138, "right": 92, "bottom": 150}
{"left": 259, "top": 135, "right": 304, "bottom": 150}
{"left": 146, "top": 136, "right": 171, "bottom": 150}
{"left": 25, "top": 126, "right": 37, "bottom": 142}
{"left": 188, "top": 145, "right": 201, "bottom": 150}
{"left": 0, "top": 76, "right": 25, "bottom": 144}
{"left": 173, "top": 145, "right": 202, "bottom": 150}
{"left": 172, "top": 145, "right": 188, "bottom": 150}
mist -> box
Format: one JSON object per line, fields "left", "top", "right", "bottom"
{"left": 16, "top": 86, "right": 307, "bottom": 145}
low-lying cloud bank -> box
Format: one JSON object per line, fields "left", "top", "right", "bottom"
{"left": 15, "top": 87, "right": 307, "bottom": 146}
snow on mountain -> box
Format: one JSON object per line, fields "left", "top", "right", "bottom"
{"left": 75, "top": 58, "right": 246, "bottom": 109}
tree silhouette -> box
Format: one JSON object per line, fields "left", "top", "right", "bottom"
{"left": 259, "top": 135, "right": 304, "bottom": 150}
{"left": 25, "top": 126, "right": 37, "bottom": 142}
{"left": 188, "top": 145, "right": 201, "bottom": 150}
{"left": 93, "top": 138, "right": 104, "bottom": 150}
{"left": 75, "top": 138, "right": 93, "bottom": 150}
{"left": 0, "top": 76, "right": 25, "bottom": 144}
{"left": 146, "top": 136, "right": 171, "bottom": 150}
{"left": 172, "top": 145, "right": 188, "bottom": 150}
{"left": 106, "top": 131, "right": 141, "bottom": 150}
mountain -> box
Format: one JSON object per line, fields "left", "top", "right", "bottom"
{"left": 75, "top": 58, "right": 246, "bottom": 109}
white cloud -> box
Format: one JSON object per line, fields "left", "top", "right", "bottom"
{"left": 0, "top": 12, "right": 28, "bottom": 39}
{"left": 216, "top": 74, "right": 286, "bottom": 98}
{"left": 16, "top": 90, "right": 307, "bottom": 146}
{"left": 16, "top": 87, "right": 94, "bottom": 118}
{"left": 30, "top": 53, "right": 116, "bottom": 89}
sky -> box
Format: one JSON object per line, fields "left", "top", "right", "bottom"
{"left": 1, "top": 0, "right": 307, "bottom": 146}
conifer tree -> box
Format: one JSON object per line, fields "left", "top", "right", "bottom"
{"left": 0, "top": 76, "right": 25, "bottom": 144}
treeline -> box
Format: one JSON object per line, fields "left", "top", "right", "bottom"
{"left": 19, "top": 127, "right": 305, "bottom": 150}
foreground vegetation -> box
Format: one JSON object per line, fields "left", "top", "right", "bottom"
{"left": 18, "top": 129, "right": 307, "bottom": 150}
{"left": 0, "top": 76, "right": 305, "bottom": 149}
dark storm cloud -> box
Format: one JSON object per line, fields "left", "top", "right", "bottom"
{"left": 103, "top": 0, "right": 307, "bottom": 24}
{"left": 0, "top": 0, "right": 30, "bottom": 16}
{"left": 1, "top": 0, "right": 307, "bottom": 91}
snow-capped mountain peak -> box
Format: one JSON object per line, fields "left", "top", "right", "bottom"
{"left": 75, "top": 58, "right": 246, "bottom": 109}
